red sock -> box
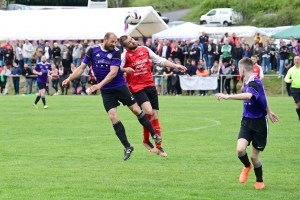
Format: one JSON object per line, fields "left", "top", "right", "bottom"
{"left": 152, "top": 119, "right": 162, "bottom": 148}
{"left": 143, "top": 114, "right": 152, "bottom": 143}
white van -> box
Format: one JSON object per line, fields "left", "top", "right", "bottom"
{"left": 200, "top": 8, "right": 240, "bottom": 26}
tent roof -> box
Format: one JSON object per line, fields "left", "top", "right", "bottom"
{"left": 0, "top": 6, "right": 168, "bottom": 40}
{"left": 152, "top": 22, "right": 201, "bottom": 41}
{"left": 272, "top": 25, "right": 300, "bottom": 39}
{"left": 152, "top": 24, "right": 269, "bottom": 41}
{"left": 202, "top": 26, "right": 269, "bottom": 38}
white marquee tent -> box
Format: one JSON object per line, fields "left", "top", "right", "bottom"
{"left": 0, "top": 6, "right": 168, "bottom": 40}
{"left": 152, "top": 23, "right": 269, "bottom": 40}
{"left": 152, "top": 22, "right": 202, "bottom": 41}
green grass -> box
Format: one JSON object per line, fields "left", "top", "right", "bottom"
{"left": 0, "top": 95, "right": 299, "bottom": 199}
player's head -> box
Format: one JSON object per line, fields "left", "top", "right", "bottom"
{"left": 119, "top": 35, "right": 137, "bottom": 51}
{"left": 239, "top": 58, "right": 254, "bottom": 77}
{"left": 103, "top": 32, "right": 117, "bottom": 51}
{"left": 41, "top": 55, "right": 46, "bottom": 63}
{"left": 294, "top": 56, "right": 300, "bottom": 66}
{"left": 251, "top": 55, "right": 258, "bottom": 65}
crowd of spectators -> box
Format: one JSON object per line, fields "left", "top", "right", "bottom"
{"left": 0, "top": 33, "right": 296, "bottom": 96}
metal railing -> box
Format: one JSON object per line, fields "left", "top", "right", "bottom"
{"left": 220, "top": 74, "right": 285, "bottom": 97}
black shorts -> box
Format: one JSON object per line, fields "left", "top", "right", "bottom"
{"left": 101, "top": 85, "right": 136, "bottom": 112}
{"left": 238, "top": 117, "right": 268, "bottom": 151}
{"left": 37, "top": 82, "right": 46, "bottom": 90}
{"left": 291, "top": 88, "right": 300, "bottom": 103}
{"left": 132, "top": 86, "right": 159, "bottom": 110}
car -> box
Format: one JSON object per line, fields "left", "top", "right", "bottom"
{"left": 6, "top": 4, "right": 32, "bottom": 10}
{"left": 156, "top": 10, "right": 170, "bottom": 24}
{"left": 168, "top": 21, "right": 185, "bottom": 28}
{"left": 200, "top": 8, "right": 241, "bottom": 26}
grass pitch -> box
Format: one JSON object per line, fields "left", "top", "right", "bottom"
{"left": 0, "top": 95, "right": 299, "bottom": 200}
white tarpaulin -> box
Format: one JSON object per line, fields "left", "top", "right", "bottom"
{"left": 152, "top": 22, "right": 202, "bottom": 41}
{"left": 0, "top": 6, "right": 168, "bottom": 40}
{"left": 152, "top": 23, "right": 268, "bottom": 41}
{"left": 199, "top": 26, "right": 269, "bottom": 38}
{"left": 179, "top": 75, "right": 218, "bottom": 90}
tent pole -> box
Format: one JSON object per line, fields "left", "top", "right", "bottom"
{"left": 135, "top": 28, "right": 145, "bottom": 38}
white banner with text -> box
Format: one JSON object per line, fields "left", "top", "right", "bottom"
{"left": 179, "top": 75, "right": 218, "bottom": 90}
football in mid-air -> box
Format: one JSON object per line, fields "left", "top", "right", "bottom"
{"left": 124, "top": 10, "right": 141, "bottom": 25}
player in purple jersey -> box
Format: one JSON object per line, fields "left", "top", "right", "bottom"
{"left": 62, "top": 32, "right": 162, "bottom": 161}
{"left": 33, "top": 56, "right": 52, "bottom": 109}
{"left": 215, "top": 58, "right": 279, "bottom": 190}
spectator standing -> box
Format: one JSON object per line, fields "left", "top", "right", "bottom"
{"left": 283, "top": 63, "right": 291, "bottom": 96}
{"left": 22, "top": 63, "right": 33, "bottom": 95}
{"left": 11, "top": 62, "right": 21, "bottom": 95}
{"left": 51, "top": 64, "right": 59, "bottom": 95}
{"left": 234, "top": 42, "right": 243, "bottom": 67}
{"left": 52, "top": 42, "right": 61, "bottom": 68}
{"left": 221, "top": 40, "right": 232, "bottom": 63}
{"left": 262, "top": 41, "right": 270, "bottom": 74}
{"left": 15, "top": 43, "right": 24, "bottom": 70}
{"left": 43, "top": 42, "right": 52, "bottom": 63}
{"left": 23, "top": 39, "right": 33, "bottom": 69}
{"left": 36, "top": 39, "right": 45, "bottom": 63}
{"left": 278, "top": 41, "right": 290, "bottom": 77}
{"left": 72, "top": 42, "right": 83, "bottom": 67}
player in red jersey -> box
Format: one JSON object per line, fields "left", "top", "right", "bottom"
{"left": 251, "top": 55, "right": 264, "bottom": 80}
{"left": 241, "top": 55, "right": 264, "bottom": 91}
{"left": 119, "top": 35, "right": 186, "bottom": 157}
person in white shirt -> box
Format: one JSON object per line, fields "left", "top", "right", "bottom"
{"left": 44, "top": 42, "right": 52, "bottom": 63}
{"left": 22, "top": 39, "right": 33, "bottom": 69}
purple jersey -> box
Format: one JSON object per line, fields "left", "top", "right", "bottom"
{"left": 34, "top": 62, "right": 52, "bottom": 83}
{"left": 82, "top": 45, "right": 125, "bottom": 90}
{"left": 243, "top": 76, "right": 267, "bottom": 118}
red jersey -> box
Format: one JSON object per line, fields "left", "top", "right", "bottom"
{"left": 253, "top": 64, "right": 262, "bottom": 79}
{"left": 121, "top": 46, "right": 165, "bottom": 93}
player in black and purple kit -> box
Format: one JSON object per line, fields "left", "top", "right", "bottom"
{"left": 215, "top": 58, "right": 279, "bottom": 190}
{"left": 62, "top": 32, "right": 162, "bottom": 161}
{"left": 33, "top": 55, "right": 52, "bottom": 109}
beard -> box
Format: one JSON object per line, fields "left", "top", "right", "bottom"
{"left": 104, "top": 43, "right": 115, "bottom": 51}
{"left": 127, "top": 43, "right": 138, "bottom": 51}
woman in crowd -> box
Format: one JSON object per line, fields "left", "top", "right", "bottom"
{"left": 51, "top": 64, "right": 59, "bottom": 95}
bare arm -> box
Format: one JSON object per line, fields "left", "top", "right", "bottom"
{"left": 66, "top": 62, "right": 87, "bottom": 82}
{"left": 97, "top": 66, "right": 119, "bottom": 88}
{"left": 32, "top": 69, "right": 41, "bottom": 75}
{"left": 217, "top": 92, "right": 253, "bottom": 100}
{"left": 90, "top": 66, "right": 119, "bottom": 92}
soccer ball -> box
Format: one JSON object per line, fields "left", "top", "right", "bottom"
{"left": 86, "top": 87, "right": 91, "bottom": 95}
{"left": 124, "top": 10, "right": 141, "bottom": 25}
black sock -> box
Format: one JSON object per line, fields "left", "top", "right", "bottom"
{"left": 238, "top": 152, "right": 251, "bottom": 167}
{"left": 41, "top": 96, "right": 46, "bottom": 106}
{"left": 254, "top": 161, "right": 263, "bottom": 182}
{"left": 34, "top": 96, "right": 41, "bottom": 104}
{"left": 296, "top": 108, "right": 300, "bottom": 119}
{"left": 137, "top": 111, "right": 156, "bottom": 138}
{"left": 113, "top": 121, "right": 130, "bottom": 148}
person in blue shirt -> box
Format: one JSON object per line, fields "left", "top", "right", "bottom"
{"left": 215, "top": 58, "right": 279, "bottom": 190}
{"left": 62, "top": 32, "right": 162, "bottom": 161}
{"left": 33, "top": 56, "right": 52, "bottom": 109}
{"left": 11, "top": 62, "right": 21, "bottom": 95}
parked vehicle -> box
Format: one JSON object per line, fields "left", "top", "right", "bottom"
{"left": 200, "top": 8, "right": 241, "bottom": 26}
{"left": 156, "top": 10, "right": 170, "bottom": 24}
{"left": 6, "top": 4, "right": 32, "bottom": 10}
{"left": 168, "top": 21, "right": 185, "bottom": 28}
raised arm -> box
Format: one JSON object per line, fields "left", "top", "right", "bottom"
{"left": 90, "top": 50, "right": 122, "bottom": 92}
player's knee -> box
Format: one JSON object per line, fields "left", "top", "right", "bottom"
{"left": 108, "top": 111, "right": 118, "bottom": 123}
{"left": 236, "top": 147, "right": 246, "bottom": 156}
{"left": 250, "top": 154, "right": 259, "bottom": 163}
{"left": 130, "top": 104, "right": 142, "bottom": 115}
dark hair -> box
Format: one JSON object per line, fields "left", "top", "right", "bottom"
{"left": 119, "top": 35, "right": 129, "bottom": 47}
{"left": 285, "top": 63, "right": 290, "bottom": 66}
{"left": 187, "top": 58, "right": 192, "bottom": 63}
{"left": 251, "top": 55, "right": 258, "bottom": 59}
